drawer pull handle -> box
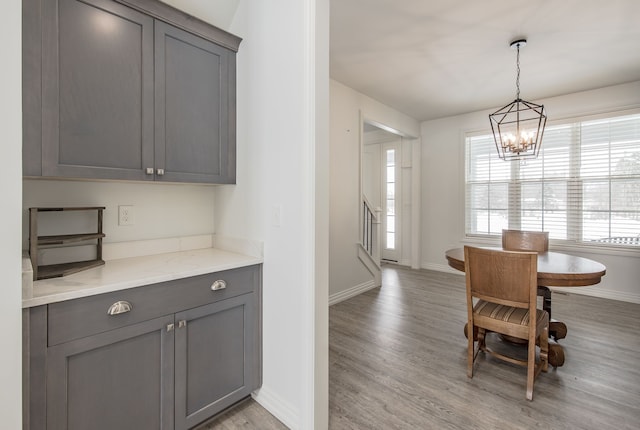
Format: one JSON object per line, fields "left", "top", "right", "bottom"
{"left": 211, "top": 280, "right": 227, "bottom": 291}
{"left": 107, "top": 301, "right": 132, "bottom": 316}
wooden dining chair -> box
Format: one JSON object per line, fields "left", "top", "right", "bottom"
{"left": 464, "top": 246, "right": 549, "bottom": 401}
{"left": 502, "top": 229, "right": 549, "bottom": 253}
{"left": 501, "top": 229, "right": 565, "bottom": 340}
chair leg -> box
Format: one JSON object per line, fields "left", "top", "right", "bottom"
{"left": 540, "top": 325, "right": 549, "bottom": 373}
{"left": 467, "top": 324, "right": 475, "bottom": 378}
{"left": 478, "top": 328, "right": 486, "bottom": 351}
{"left": 526, "top": 337, "right": 536, "bottom": 401}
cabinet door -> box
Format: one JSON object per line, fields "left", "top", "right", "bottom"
{"left": 41, "top": 0, "right": 155, "bottom": 180}
{"left": 47, "top": 315, "right": 175, "bottom": 430}
{"left": 174, "top": 293, "right": 255, "bottom": 430}
{"left": 155, "top": 21, "right": 236, "bottom": 184}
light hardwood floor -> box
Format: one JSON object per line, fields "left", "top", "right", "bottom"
{"left": 204, "top": 265, "right": 640, "bottom": 429}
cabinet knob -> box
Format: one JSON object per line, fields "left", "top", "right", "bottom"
{"left": 211, "top": 280, "right": 227, "bottom": 291}
{"left": 157, "top": 168, "right": 165, "bottom": 176}
{"left": 107, "top": 301, "right": 132, "bottom": 316}
{"left": 178, "top": 320, "right": 187, "bottom": 329}
{"left": 145, "top": 167, "right": 154, "bottom": 175}
{"left": 167, "top": 323, "right": 175, "bottom": 332}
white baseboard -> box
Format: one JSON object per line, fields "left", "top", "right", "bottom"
{"left": 329, "top": 279, "right": 379, "bottom": 306}
{"left": 252, "top": 385, "right": 299, "bottom": 430}
{"left": 422, "top": 262, "right": 464, "bottom": 276}
{"left": 552, "top": 286, "right": 640, "bottom": 304}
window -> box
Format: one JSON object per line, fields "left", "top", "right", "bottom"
{"left": 385, "top": 148, "right": 396, "bottom": 250}
{"left": 466, "top": 112, "right": 640, "bottom": 246}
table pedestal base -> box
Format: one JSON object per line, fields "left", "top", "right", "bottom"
{"left": 550, "top": 320, "right": 567, "bottom": 340}
{"left": 548, "top": 341, "right": 565, "bottom": 367}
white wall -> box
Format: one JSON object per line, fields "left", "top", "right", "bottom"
{"left": 313, "top": 0, "right": 330, "bottom": 426}
{"left": 329, "top": 80, "right": 420, "bottom": 297}
{"left": 1, "top": 0, "right": 23, "bottom": 428}
{"left": 421, "top": 81, "right": 640, "bottom": 304}
{"left": 362, "top": 137, "right": 382, "bottom": 208}
{"left": 23, "top": 179, "right": 217, "bottom": 248}
{"left": 216, "top": 0, "right": 329, "bottom": 428}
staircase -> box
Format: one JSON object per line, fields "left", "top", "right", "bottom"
{"left": 358, "top": 198, "right": 381, "bottom": 286}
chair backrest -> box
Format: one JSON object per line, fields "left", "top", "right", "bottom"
{"left": 502, "top": 229, "right": 549, "bottom": 253}
{"left": 464, "top": 246, "right": 538, "bottom": 308}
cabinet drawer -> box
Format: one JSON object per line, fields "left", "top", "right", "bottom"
{"left": 48, "top": 265, "right": 260, "bottom": 346}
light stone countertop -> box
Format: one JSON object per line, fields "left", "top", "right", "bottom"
{"left": 22, "top": 247, "right": 263, "bottom": 308}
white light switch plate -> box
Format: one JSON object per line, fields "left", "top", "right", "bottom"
{"left": 272, "top": 205, "right": 282, "bottom": 227}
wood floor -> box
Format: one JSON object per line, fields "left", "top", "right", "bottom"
{"left": 205, "top": 265, "right": 640, "bottom": 429}
{"left": 194, "top": 397, "right": 288, "bottom": 429}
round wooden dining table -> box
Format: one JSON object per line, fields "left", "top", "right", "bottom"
{"left": 445, "top": 247, "right": 606, "bottom": 367}
{"left": 445, "top": 247, "right": 606, "bottom": 287}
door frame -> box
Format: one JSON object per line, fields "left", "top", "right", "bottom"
{"left": 381, "top": 141, "right": 401, "bottom": 262}
{"left": 360, "top": 113, "right": 421, "bottom": 269}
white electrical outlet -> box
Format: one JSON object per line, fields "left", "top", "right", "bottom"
{"left": 118, "top": 205, "right": 134, "bottom": 226}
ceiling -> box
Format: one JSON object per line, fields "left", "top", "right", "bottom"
{"left": 330, "top": 0, "right": 640, "bottom": 122}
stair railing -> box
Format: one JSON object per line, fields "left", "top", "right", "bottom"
{"left": 362, "top": 197, "right": 380, "bottom": 259}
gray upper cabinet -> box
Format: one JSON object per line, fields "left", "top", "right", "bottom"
{"left": 155, "top": 22, "right": 235, "bottom": 183}
{"left": 40, "top": 0, "right": 155, "bottom": 181}
{"left": 23, "top": 0, "right": 240, "bottom": 184}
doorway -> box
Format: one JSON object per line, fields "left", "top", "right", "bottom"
{"left": 362, "top": 122, "right": 404, "bottom": 264}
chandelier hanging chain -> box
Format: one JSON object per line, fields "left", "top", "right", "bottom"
{"left": 515, "top": 43, "right": 521, "bottom": 100}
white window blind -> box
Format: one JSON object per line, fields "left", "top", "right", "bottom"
{"left": 466, "top": 112, "right": 640, "bottom": 246}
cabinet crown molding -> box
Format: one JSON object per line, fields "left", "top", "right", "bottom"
{"left": 117, "top": 0, "right": 242, "bottom": 52}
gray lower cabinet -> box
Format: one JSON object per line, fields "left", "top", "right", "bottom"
{"left": 24, "top": 265, "right": 262, "bottom": 430}
{"left": 47, "top": 315, "right": 175, "bottom": 430}
{"left": 175, "top": 294, "right": 255, "bottom": 430}
{"left": 23, "top": 0, "right": 240, "bottom": 184}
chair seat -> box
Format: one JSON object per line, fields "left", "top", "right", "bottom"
{"left": 474, "top": 300, "right": 547, "bottom": 326}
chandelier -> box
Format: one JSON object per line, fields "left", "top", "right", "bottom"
{"left": 489, "top": 39, "right": 546, "bottom": 161}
